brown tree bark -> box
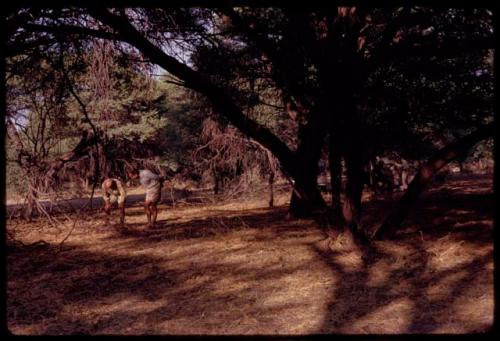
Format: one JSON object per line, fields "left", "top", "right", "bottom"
{"left": 25, "top": 186, "right": 36, "bottom": 221}
{"left": 289, "top": 112, "right": 328, "bottom": 217}
{"left": 289, "top": 174, "right": 326, "bottom": 217}
{"left": 268, "top": 171, "right": 275, "bottom": 208}
{"left": 340, "top": 114, "right": 368, "bottom": 244}
{"left": 328, "top": 132, "right": 342, "bottom": 217}
{"left": 372, "top": 123, "right": 494, "bottom": 240}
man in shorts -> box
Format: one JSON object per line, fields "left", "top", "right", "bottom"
{"left": 139, "top": 169, "right": 163, "bottom": 227}
{"left": 102, "top": 178, "right": 127, "bottom": 225}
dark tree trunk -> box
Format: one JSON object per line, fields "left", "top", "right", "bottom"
{"left": 342, "top": 134, "right": 365, "bottom": 235}
{"left": 328, "top": 132, "right": 342, "bottom": 217}
{"left": 333, "top": 75, "right": 368, "bottom": 243}
{"left": 213, "top": 169, "right": 220, "bottom": 195}
{"left": 214, "top": 179, "right": 219, "bottom": 195}
{"left": 268, "top": 171, "right": 275, "bottom": 208}
{"left": 289, "top": 173, "right": 326, "bottom": 217}
{"left": 289, "top": 116, "right": 328, "bottom": 217}
{"left": 326, "top": 63, "right": 364, "bottom": 231}
{"left": 25, "top": 189, "right": 34, "bottom": 222}
{"left": 373, "top": 123, "right": 494, "bottom": 240}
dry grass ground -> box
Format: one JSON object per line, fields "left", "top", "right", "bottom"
{"left": 6, "top": 173, "right": 493, "bottom": 335}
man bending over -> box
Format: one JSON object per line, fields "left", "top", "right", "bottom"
{"left": 102, "top": 178, "right": 127, "bottom": 225}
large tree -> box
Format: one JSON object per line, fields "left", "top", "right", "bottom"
{"left": 5, "top": 7, "right": 494, "bottom": 241}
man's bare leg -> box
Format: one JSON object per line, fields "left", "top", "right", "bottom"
{"left": 145, "top": 202, "right": 152, "bottom": 227}
{"left": 151, "top": 203, "right": 158, "bottom": 226}
{"left": 104, "top": 202, "right": 112, "bottom": 225}
{"left": 119, "top": 202, "right": 125, "bottom": 225}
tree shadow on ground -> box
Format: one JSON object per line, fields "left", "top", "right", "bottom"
{"left": 314, "top": 174, "right": 493, "bottom": 334}
{"left": 7, "top": 174, "right": 493, "bottom": 334}
{"left": 7, "top": 201, "right": 320, "bottom": 334}
{"left": 109, "top": 206, "right": 294, "bottom": 245}
{"left": 7, "top": 230, "right": 316, "bottom": 335}
{"left": 314, "top": 242, "right": 492, "bottom": 333}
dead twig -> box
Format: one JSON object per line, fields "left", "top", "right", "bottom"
{"left": 56, "top": 216, "right": 79, "bottom": 254}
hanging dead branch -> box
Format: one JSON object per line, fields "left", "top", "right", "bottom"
{"left": 193, "top": 117, "right": 282, "bottom": 204}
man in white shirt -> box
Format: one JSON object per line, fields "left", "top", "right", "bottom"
{"left": 139, "top": 169, "right": 163, "bottom": 227}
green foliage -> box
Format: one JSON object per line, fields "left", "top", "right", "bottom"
{"left": 107, "top": 110, "right": 168, "bottom": 142}
{"left": 155, "top": 82, "right": 207, "bottom": 166}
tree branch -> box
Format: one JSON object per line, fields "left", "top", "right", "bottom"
{"left": 6, "top": 37, "right": 56, "bottom": 57}
{"left": 23, "top": 23, "right": 121, "bottom": 41}
{"left": 88, "top": 8, "right": 297, "bottom": 174}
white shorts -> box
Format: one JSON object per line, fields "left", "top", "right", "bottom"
{"left": 145, "top": 183, "right": 161, "bottom": 204}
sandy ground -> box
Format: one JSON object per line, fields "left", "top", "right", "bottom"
{"left": 5, "top": 186, "right": 199, "bottom": 218}
{"left": 6, "top": 173, "right": 494, "bottom": 335}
